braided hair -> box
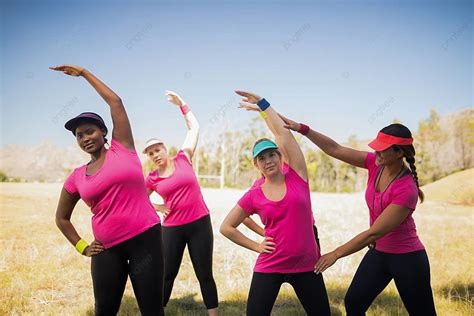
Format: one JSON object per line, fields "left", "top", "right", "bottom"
{"left": 380, "top": 124, "right": 425, "bottom": 203}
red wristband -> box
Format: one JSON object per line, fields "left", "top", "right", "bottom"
{"left": 180, "top": 104, "right": 190, "bottom": 115}
{"left": 298, "top": 123, "right": 310, "bottom": 135}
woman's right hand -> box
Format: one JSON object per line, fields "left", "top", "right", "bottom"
{"left": 257, "top": 236, "right": 276, "bottom": 254}
{"left": 234, "top": 90, "right": 262, "bottom": 104}
{"left": 154, "top": 204, "right": 171, "bottom": 218}
{"left": 83, "top": 240, "right": 105, "bottom": 257}
{"left": 238, "top": 102, "right": 260, "bottom": 112}
{"left": 279, "top": 114, "right": 301, "bottom": 132}
{"left": 165, "top": 90, "right": 185, "bottom": 107}
{"left": 49, "top": 64, "right": 85, "bottom": 77}
{"left": 162, "top": 208, "right": 171, "bottom": 218}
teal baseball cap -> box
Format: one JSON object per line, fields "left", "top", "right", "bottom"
{"left": 252, "top": 139, "right": 278, "bottom": 158}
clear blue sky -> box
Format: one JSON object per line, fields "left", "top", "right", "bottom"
{"left": 1, "top": 0, "right": 472, "bottom": 148}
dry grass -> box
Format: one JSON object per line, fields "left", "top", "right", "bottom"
{"left": 1, "top": 182, "right": 472, "bottom": 315}
{"left": 423, "top": 168, "right": 474, "bottom": 205}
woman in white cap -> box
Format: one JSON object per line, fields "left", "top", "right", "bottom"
{"left": 220, "top": 90, "right": 331, "bottom": 316}
{"left": 52, "top": 64, "right": 164, "bottom": 315}
{"left": 143, "top": 91, "right": 219, "bottom": 315}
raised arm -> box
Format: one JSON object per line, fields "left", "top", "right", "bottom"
{"left": 50, "top": 65, "right": 134, "bottom": 149}
{"left": 235, "top": 90, "right": 307, "bottom": 180}
{"left": 314, "top": 203, "right": 411, "bottom": 273}
{"left": 279, "top": 114, "right": 368, "bottom": 168}
{"left": 220, "top": 204, "right": 275, "bottom": 254}
{"left": 55, "top": 188, "right": 104, "bottom": 257}
{"left": 165, "top": 91, "right": 199, "bottom": 161}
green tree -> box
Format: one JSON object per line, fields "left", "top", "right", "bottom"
{"left": 416, "top": 109, "right": 446, "bottom": 182}
{"left": 0, "top": 171, "right": 8, "bottom": 182}
{"left": 454, "top": 111, "right": 474, "bottom": 169}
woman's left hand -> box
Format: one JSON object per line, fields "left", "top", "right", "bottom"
{"left": 314, "top": 251, "right": 339, "bottom": 274}
{"left": 49, "top": 64, "right": 85, "bottom": 77}
{"left": 165, "top": 90, "right": 185, "bottom": 107}
{"left": 234, "top": 90, "right": 262, "bottom": 104}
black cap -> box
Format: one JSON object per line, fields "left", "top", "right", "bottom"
{"left": 64, "top": 112, "right": 108, "bottom": 135}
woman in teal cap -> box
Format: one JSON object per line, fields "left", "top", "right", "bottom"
{"left": 220, "top": 90, "right": 330, "bottom": 315}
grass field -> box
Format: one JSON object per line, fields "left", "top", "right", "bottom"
{"left": 0, "top": 178, "right": 473, "bottom": 315}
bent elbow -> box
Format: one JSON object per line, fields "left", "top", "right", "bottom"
{"left": 55, "top": 216, "right": 64, "bottom": 229}
{"left": 367, "top": 230, "right": 384, "bottom": 242}
{"left": 219, "top": 224, "right": 230, "bottom": 237}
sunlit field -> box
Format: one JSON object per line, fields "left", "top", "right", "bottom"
{"left": 1, "top": 179, "right": 472, "bottom": 315}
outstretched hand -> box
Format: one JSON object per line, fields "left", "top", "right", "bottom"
{"left": 314, "top": 251, "right": 339, "bottom": 274}
{"left": 165, "top": 90, "right": 185, "bottom": 107}
{"left": 49, "top": 64, "right": 85, "bottom": 77}
{"left": 238, "top": 102, "right": 260, "bottom": 112}
{"left": 234, "top": 90, "right": 262, "bottom": 104}
{"left": 279, "top": 114, "right": 301, "bottom": 132}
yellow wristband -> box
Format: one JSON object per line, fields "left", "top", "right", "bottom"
{"left": 259, "top": 111, "right": 268, "bottom": 120}
{"left": 75, "top": 239, "right": 89, "bottom": 255}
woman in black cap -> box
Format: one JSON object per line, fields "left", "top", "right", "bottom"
{"left": 52, "top": 64, "right": 164, "bottom": 316}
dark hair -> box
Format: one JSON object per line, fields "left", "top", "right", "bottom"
{"left": 252, "top": 138, "right": 282, "bottom": 166}
{"left": 381, "top": 123, "right": 424, "bottom": 203}
{"left": 73, "top": 118, "right": 109, "bottom": 145}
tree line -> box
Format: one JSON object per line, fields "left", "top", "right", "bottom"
{"left": 142, "top": 109, "right": 473, "bottom": 192}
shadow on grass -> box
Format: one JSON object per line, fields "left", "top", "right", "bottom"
{"left": 84, "top": 284, "right": 425, "bottom": 315}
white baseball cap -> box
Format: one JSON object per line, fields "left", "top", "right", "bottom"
{"left": 143, "top": 138, "right": 165, "bottom": 154}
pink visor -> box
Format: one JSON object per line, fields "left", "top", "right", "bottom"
{"left": 368, "top": 132, "right": 413, "bottom": 151}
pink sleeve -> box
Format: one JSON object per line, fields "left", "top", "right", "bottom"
{"left": 63, "top": 171, "right": 78, "bottom": 196}
{"left": 286, "top": 165, "right": 309, "bottom": 185}
{"left": 237, "top": 190, "right": 255, "bottom": 215}
{"left": 365, "top": 152, "right": 378, "bottom": 175}
{"left": 250, "top": 177, "right": 264, "bottom": 189}
{"left": 391, "top": 183, "right": 419, "bottom": 210}
{"left": 175, "top": 150, "right": 192, "bottom": 165}
{"left": 145, "top": 174, "right": 155, "bottom": 191}
{"left": 110, "top": 138, "right": 136, "bottom": 155}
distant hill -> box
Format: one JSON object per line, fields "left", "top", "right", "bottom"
{"left": 422, "top": 168, "right": 473, "bottom": 205}
{"left": 0, "top": 140, "right": 149, "bottom": 182}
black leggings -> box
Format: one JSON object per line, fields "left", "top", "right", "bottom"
{"left": 91, "top": 224, "right": 164, "bottom": 316}
{"left": 162, "top": 215, "right": 218, "bottom": 309}
{"left": 345, "top": 249, "right": 436, "bottom": 315}
{"left": 313, "top": 225, "right": 321, "bottom": 249}
{"left": 247, "top": 271, "right": 331, "bottom": 316}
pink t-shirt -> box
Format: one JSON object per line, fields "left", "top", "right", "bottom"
{"left": 364, "top": 152, "right": 425, "bottom": 254}
{"left": 64, "top": 139, "right": 160, "bottom": 249}
{"left": 238, "top": 166, "right": 319, "bottom": 273}
{"left": 251, "top": 163, "right": 316, "bottom": 225}
{"left": 145, "top": 150, "right": 209, "bottom": 227}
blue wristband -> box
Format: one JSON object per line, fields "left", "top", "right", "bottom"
{"left": 257, "top": 98, "right": 271, "bottom": 111}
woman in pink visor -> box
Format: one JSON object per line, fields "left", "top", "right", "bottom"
{"left": 277, "top": 115, "right": 436, "bottom": 315}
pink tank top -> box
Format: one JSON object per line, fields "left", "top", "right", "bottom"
{"left": 145, "top": 150, "right": 209, "bottom": 227}
{"left": 365, "top": 152, "right": 425, "bottom": 254}
{"left": 64, "top": 139, "right": 160, "bottom": 249}
{"left": 238, "top": 166, "right": 319, "bottom": 273}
